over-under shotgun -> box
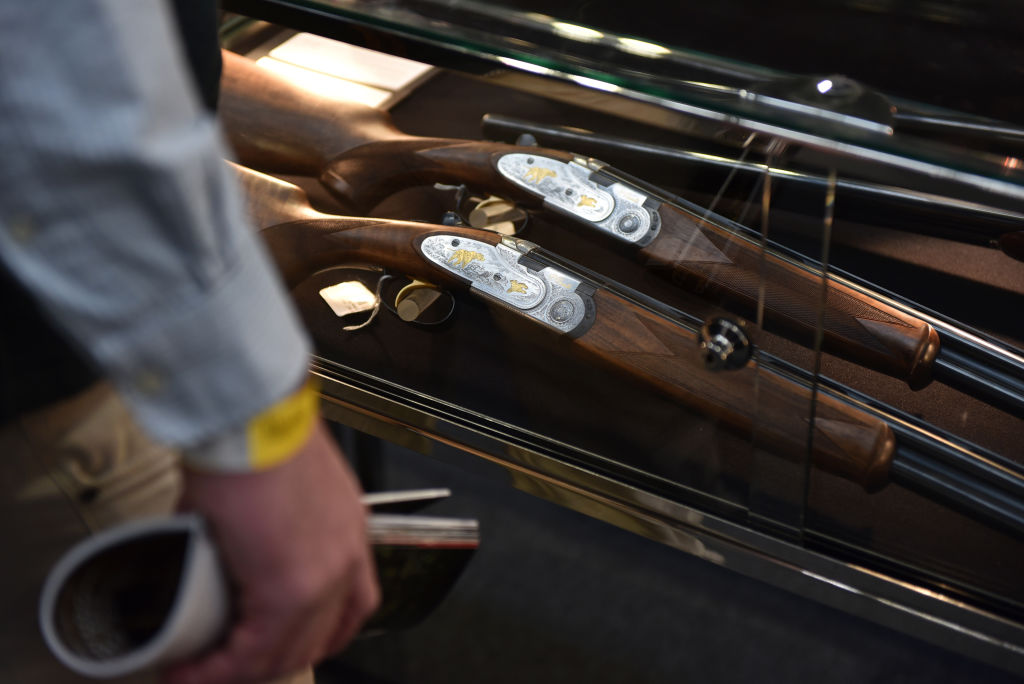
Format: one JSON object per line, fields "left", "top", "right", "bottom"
{"left": 233, "top": 163, "right": 1024, "bottom": 538}
{"left": 219, "top": 50, "right": 1024, "bottom": 416}
{"left": 235, "top": 163, "right": 893, "bottom": 492}
{"left": 480, "top": 113, "right": 1024, "bottom": 261}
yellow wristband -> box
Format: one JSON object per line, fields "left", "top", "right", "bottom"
{"left": 246, "top": 379, "right": 320, "bottom": 470}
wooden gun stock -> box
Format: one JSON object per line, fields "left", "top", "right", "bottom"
{"left": 645, "top": 206, "right": 941, "bottom": 388}
{"left": 219, "top": 50, "right": 939, "bottom": 391}
{"left": 220, "top": 50, "right": 565, "bottom": 210}
{"left": 220, "top": 50, "right": 402, "bottom": 176}
{"left": 233, "top": 163, "right": 895, "bottom": 491}
{"left": 229, "top": 163, "right": 490, "bottom": 289}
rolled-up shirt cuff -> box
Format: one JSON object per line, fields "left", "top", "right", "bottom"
{"left": 97, "top": 230, "right": 312, "bottom": 458}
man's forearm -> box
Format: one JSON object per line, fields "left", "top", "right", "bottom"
{"left": 0, "top": 2, "right": 309, "bottom": 454}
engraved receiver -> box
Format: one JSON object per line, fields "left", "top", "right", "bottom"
{"left": 219, "top": 50, "right": 1024, "bottom": 417}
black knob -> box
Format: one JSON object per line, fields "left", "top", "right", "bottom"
{"left": 700, "top": 318, "right": 752, "bottom": 371}
{"left": 442, "top": 211, "right": 467, "bottom": 227}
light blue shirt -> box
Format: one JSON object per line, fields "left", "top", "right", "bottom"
{"left": 0, "top": 1, "right": 311, "bottom": 460}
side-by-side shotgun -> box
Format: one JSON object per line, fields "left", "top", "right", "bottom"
{"left": 232, "top": 162, "right": 1024, "bottom": 539}
{"left": 219, "top": 50, "right": 1024, "bottom": 417}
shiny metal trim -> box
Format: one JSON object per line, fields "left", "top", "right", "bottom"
{"left": 479, "top": 68, "right": 1024, "bottom": 212}
{"left": 420, "top": 235, "right": 588, "bottom": 333}
{"left": 224, "top": 0, "right": 1024, "bottom": 213}
{"left": 497, "top": 154, "right": 616, "bottom": 222}
{"left": 495, "top": 153, "right": 660, "bottom": 245}
{"left": 310, "top": 359, "right": 1024, "bottom": 675}
{"left": 219, "top": 2, "right": 1024, "bottom": 671}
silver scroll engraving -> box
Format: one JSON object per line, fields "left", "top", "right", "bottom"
{"left": 420, "top": 235, "right": 587, "bottom": 334}
{"left": 495, "top": 153, "right": 659, "bottom": 245}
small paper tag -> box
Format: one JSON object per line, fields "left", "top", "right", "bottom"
{"left": 319, "top": 281, "right": 378, "bottom": 317}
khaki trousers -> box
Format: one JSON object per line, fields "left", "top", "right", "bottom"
{"left": 0, "top": 383, "right": 311, "bottom": 684}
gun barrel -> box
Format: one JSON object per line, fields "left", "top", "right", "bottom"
{"left": 219, "top": 53, "right": 1024, "bottom": 413}
{"left": 236, "top": 163, "right": 1024, "bottom": 539}
{"left": 655, "top": 185, "right": 1024, "bottom": 417}
{"left": 480, "top": 113, "right": 1024, "bottom": 251}
{"left": 891, "top": 450, "right": 1024, "bottom": 539}
{"left": 933, "top": 350, "right": 1024, "bottom": 417}
{"left": 233, "top": 163, "right": 895, "bottom": 489}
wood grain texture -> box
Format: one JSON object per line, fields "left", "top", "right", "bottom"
{"left": 220, "top": 50, "right": 943, "bottom": 391}
{"left": 319, "top": 138, "right": 573, "bottom": 211}
{"left": 259, "top": 218, "right": 499, "bottom": 291}
{"left": 220, "top": 49, "right": 574, "bottom": 210}
{"left": 232, "top": 162, "right": 498, "bottom": 288}
{"left": 230, "top": 162, "right": 331, "bottom": 227}
{"left": 235, "top": 166, "right": 894, "bottom": 490}
{"left": 642, "top": 206, "right": 941, "bottom": 388}
{"left": 581, "top": 290, "right": 895, "bottom": 491}
{"left": 220, "top": 49, "right": 407, "bottom": 174}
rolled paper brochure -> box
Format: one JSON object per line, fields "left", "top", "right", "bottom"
{"left": 40, "top": 502, "right": 478, "bottom": 678}
{"left": 38, "top": 514, "right": 227, "bottom": 679}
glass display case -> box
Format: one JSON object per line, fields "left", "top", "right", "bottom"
{"left": 218, "top": 1, "right": 1024, "bottom": 674}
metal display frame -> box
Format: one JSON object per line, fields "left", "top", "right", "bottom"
{"left": 311, "top": 357, "right": 1024, "bottom": 673}
{"left": 222, "top": 2, "right": 1024, "bottom": 673}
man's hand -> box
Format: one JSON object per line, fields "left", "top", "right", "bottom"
{"left": 163, "top": 420, "right": 380, "bottom": 684}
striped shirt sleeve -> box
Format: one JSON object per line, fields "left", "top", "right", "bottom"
{"left": 0, "top": 1, "right": 312, "bottom": 465}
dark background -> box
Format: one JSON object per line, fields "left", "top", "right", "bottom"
{"left": 290, "top": 69, "right": 1024, "bottom": 681}
{"left": 494, "top": 0, "right": 1024, "bottom": 123}
{"left": 216, "top": 4, "right": 1024, "bottom": 679}
{"left": 321, "top": 436, "right": 1024, "bottom": 684}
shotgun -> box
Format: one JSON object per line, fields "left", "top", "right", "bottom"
{"left": 233, "top": 163, "right": 1024, "bottom": 538}
{"left": 219, "top": 50, "right": 1024, "bottom": 417}
{"left": 479, "top": 112, "right": 1024, "bottom": 261}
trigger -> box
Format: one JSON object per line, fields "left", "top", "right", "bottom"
{"left": 395, "top": 279, "right": 445, "bottom": 322}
